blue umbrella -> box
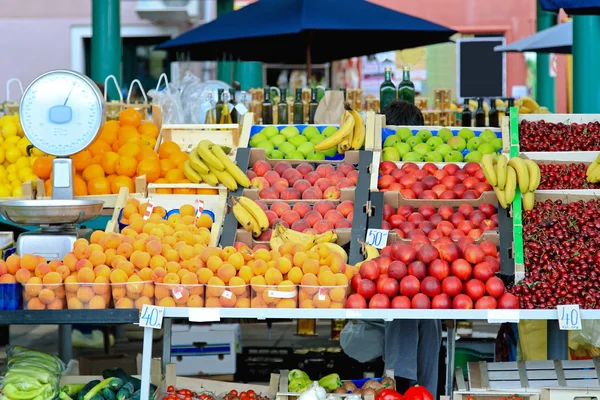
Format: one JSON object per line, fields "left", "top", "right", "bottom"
{"left": 541, "top": 0, "right": 600, "bottom": 14}
{"left": 157, "top": 0, "right": 454, "bottom": 67}
{"left": 494, "top": 21, "right": 571, "bottom": 54}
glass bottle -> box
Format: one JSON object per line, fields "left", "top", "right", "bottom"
{"left": 205, "top": 92, "right": 216, "bottom": 124}
{"left": 262, "top": 87, "right": 273, "bottom": 124}
{"left": 461, "top": 98, "right": 472, "bottom": 127}
{"left": 293, "top": 88, "right": 304, "bottom": 124}
{"left": 340, "top": 88, "right": 347, "bottom": 103}
{"left": 475, "top": 98, "right": 486, "bottom": 127}
{"left": 229, "top": 88, "right": 237, "bottom": 124}
{"left": 398, "top": 66, "right": 415, "bottom": 105}
{"left": 505, "top": 98, "right": 515, "bottom": 118}
{"left": 308, "top": 88, "right": 319, "bottom": 124}
{"left": 220, "top": 91, "right": 232, "bottom": 124}
{"left": 215, "top": 88, "right": 225, "bottom": 124}
{"left": 379, "top": 67, "right": 395, "bottom": 112}
{"left": 277, "top": 88, "right": 289, "bottom": 124}
{"left": 489, "top": 98, "right": 499, "bottom": 127}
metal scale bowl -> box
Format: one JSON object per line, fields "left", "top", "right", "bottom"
{"left": 0, "top": 70, "right": 106, "bottom": 260}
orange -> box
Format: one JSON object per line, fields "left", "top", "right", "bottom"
{"left": 82, "top": 164, "right": 105, "bottom": 182}
{"left": 158, "top": 141, "right": 181, "bottom": 160}
{"left": 73, "top": 177, "right": 88, "bottom": 196}
{"left": 106, "top": 174, "right": 117, "bottom": 184}
{"left": 87, "top": 177, "right": 111, "bottom": 195}
{"left": 138, "top": 122, "right": 159, "bottom": 138}
{"left": 139, "top": 135, "right": 156, "bottom": 149}
{"left": 137, "top": 159, "right": 160, "bottom": 183}
{"left": 32, "top": 157, "right": 53, "bottom": 180}
{"left": 88, "top": 139, "right": 111, "bottom": 157}
{"left": 111, "top": 176, "right": 135, "bottom": 194}
{"left": 100, "top": 151, "right": 120, "bottom": 175}
{"left": 72, "top": 151, "right": 93, "bottom": 172}
{"left": 169, "top": 151, "right": 188, "bottom": 166}
{"left": 136, "top": 146, "right": 159, "bottom": 163}
{"left": 164, "top": 169, "right": 184, "bottom": 183}
{"left": 119, "top": 108, "right": 142, "bottom": 128}
{"left": 153, "top": 178, "right": 172, "bottom": 194}
{"left": 98, "top": 120, "right": 120, "bottom": 144}
{"left": 159, "top": 159, "right": 175, "bottom": 177}
{"left": 44, "top": 179, "right": 52, "bottom": 197}
{"left": 117, "top": 125, "right": 139, "bottom": 142}
{"left": 115, "top": 156, "right": 138, "bottom": 177}
{"left": 118, "top": 142, "right": 141, "bottom": 158}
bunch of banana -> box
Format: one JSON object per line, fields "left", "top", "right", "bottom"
{"left": 184, "top": 139, "right": 251, "bottom": 191}
{"left": 481, "top": 154, "right": 540, "bottom": 211}
{"left": 269, "top": 223, "right": 338, "bottom": 252}
{"left": 586, "top": 154, "right": 600, "bottom": 183}
{"left": 354, "top": 239, "right": 379, "bottom": 268}
{"left": 231, "top": 196, "right": 269, "bottom": 238}
{"left": 314, "top": 105, "right": 365, "bottom": 154}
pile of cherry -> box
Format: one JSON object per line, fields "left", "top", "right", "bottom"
{"left": 513, "top": 199, "right": 600, "bottom": 309}
{"left": 538, "top": 163, "right": 600, "bottom": 190}
{"left": 519, "top": 120, "right": 600, "bottom": 152}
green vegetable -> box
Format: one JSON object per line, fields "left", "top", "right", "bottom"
{"left": 60, "top": 392, "right": 74, "bottom": 400}
{"left": 62, "top": 384, "right": 86, "bottom": 397}
{"left": 78, "top": 380, "right": 101, "bottom": 400}
{"left": 102, "top": 387, "right": 116, "bottom": 400}
{"left": 89, "top": 394, "right": 103, "bottom": 400}
{"left": 116, "top": 382, "right": 134, "bottom": 400}
{"left": 108, "top": 379, "right": 124, "bottom": 392}
{"left": 130, "top": 390, "right": 141, "bottom": 400}
{"left": 318, "top": 374, "right": 342, "bottom": 391}
{"left": 288, "top": 378, "right": 311, "bottom": 393}
{"left": 83, "top": 379, "right": 114, "bottom": 400}
{"left": 3, "top": 383, "right": 48, "bottom": 400}
{"left": 289, "top": 370, "right": 310, "bottom": 381}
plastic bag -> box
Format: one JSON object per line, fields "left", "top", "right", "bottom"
{"left": 148, "top": 73, "right": 185, "bottom": 125}
{"left": 179, "top": 71, "right": 205, "bottom": 124}
{"left": 340, "top": 321, "right": 384, "bottom": 362}
{"left": 570, "top": 320, "right": 600, "bottom": 349}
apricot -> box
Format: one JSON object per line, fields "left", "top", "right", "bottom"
{"left": 131, "top": 250, "right": 151, "bottom": 269}
{"left": 73, "top": 244, "right": 91, "bottom": 260}
{"left": 164, "top": 272, "right": 180, "bottom": 285}
{"left": 77, "top": 286, "right": 95, "bottom": 303}
{"left": 139, "top": 267, "right": 152, "bottom": 281}
{"left": 275, "top": 257, "right": 293, "bottom": 275}
{"left": 93, "top": 276, "right": 110, "bottom": 295}
{"left": 300, "top": 299, "right": 314, "bottom": 308}
{"left": 151, "top": 267, "right": 167, "bottom": 283}
{"left": 116, "top": 297, "right": 134, "bottom": 309}
{"left": 109, "top": 268, "right": 128, "bottom": 284}
{"left": 77, "top": 267, "right": 95, "bottom": 283}
{"left": 89, "top": 295, "right": 107, "bottom": 309}
{"left": 64, "top": 275, "right": 78, "bottom": 293}
{"left": 116, "top": 260, "right": 135, "bottom": 277}
{"left": 186, "top": 294, "right": 204, "bottom": 308}
{"left": 181, "top": 273, "right": 199, "bottom": 285}
{"left": 6, "top": 254, "right": 20, "bottom": 274}
{"left": 220, "top": 291, "right": 237, "bottom": 307}
{"left": 228, "top": 276, "right": 247, "bottom": 295}
{"left": 237, "top": 265, "right": 254, "bottom": 284}
{"left": 277, "top": 298, "right": 297, "bottom": 308}
{"left": 135, "top": 296, "right": 152, "bottom": 309}
{"left": 317, "top": 269, "right": 336, "bottom": 287}
{"left": 287, "top": 267, "right": 303, "bottom": 284}
{"left": 217, "top": 263, "right": 236, "bottom": 284}
{"left": 165, "top": 261, "right": 181, "bottom": 274}
{"left": 67, "top": 297, "right": 83, "bottom": 309}
{"left": 300, "top": 273, "right": 319, "bottom": 294}
{"left": 185, "top": 258, "right": 202, "bottom": 273}
{"left": 75, "top": 259, "right": 93, "bottom": 272}
{"left": 329, "top": 287, "right": 346, "bottom": 303}
{"left": 250, "top": 275, "right": 267, "bottom": 292}
{"left": 158, "top": 297, "right": 176, "bottom": 307}
{"left": 141, "top": 282, "right": 155, "bottom": 298}
{"left": 38, "top": 288, "right": 56, "bottom": 305}
{"left": 27, "top": 297, "right": 46, "bottom": 310}
{"left": 47, "top": 298, "right": 65, "bottom": 310}
{"left": 197, "top": 268, "right": 214, "bottom": 284}
{"left": 252, "top": 259, "right": 268, "bottom": 276}
{"left": 262, "top": 289, "right": 279, "bottom": 305}
{"left": 43, "top": 271, "right": 63, "bottom": 285}
{"left": 104, "top": 233, "right": 122, "bottom": 249}
{"left": 173, "top": 286, "right": 190, "bottom": 305}
{"left": 302, "top": 259, "right": 320, "bottom": 275}
{"left": 20, "top": 254, "right": 38, "bottom": 271}
{"left": 206, "top": 276, "right": 225, "bottom": 297}
{"left": 251, "top": 296, "right": 267, "bottom": 308}
{"left": 15, "top": 268, "right": 31, "bottom": 284}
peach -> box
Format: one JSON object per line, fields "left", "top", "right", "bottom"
{"left": 316, "top": 164, "right": 335, "bottom": 177}
{"left": 302, "top": 188, "right": 322, "bottom": 200}
{"left": 323, "top": 186, "right": 341, "bottom": 200}
{"left": 292, "top": 179, "right": 311, "bottom": 194}
{"left": 259, "top": 187, "right": 279, "bottom": 199}
{"left": 314, "top": 200, "right": 336, "bottom": 217}
{"left": 304, "top": 210, "right": 323, "bottom": 227}
{"left": 335, "top": 219, "right": 352, "bottom": 229}
{"left": 251, "top": 177, "right": 270, "bottom": 191}
{"left": 303, "top": 228, "right": 319, "bottom": 234}
{"left": 314, "top": 178, "right": 333, "bottom": 193}
{"left": 296, "top": 162, "right": 314, "bottom": 177}
{"left": 272, "top": 178, "right": 289, "bottom": 193}
{"left": 0, "top": 274, "right": 16, "bottom": 283}
{"left": 274, "top": 161, "right": 292, "bottom": 176}
{"left": 263, "top": 170, "right": 280, "bottom": 185}
{"left": 282, "top": 169, "right": 302, "bottom": 185}
{"left": 257, "top": 230, "right": 272, "bottom": 241}
{"left": 271, "top": 218, "right": 289, "bottom": 229}
{"left": 347, "top": 170, "right": 359, "bottom": 184}
{"left": 314, "top": 220, "right": 335, "bottom": 234}
{"left": 246, "top": 170, "right": 257, "bottom": 180}
{"left": 305, "top": 171, "right": 320, "bottom": 185}
{"left": 252, "top": 160, "right": 271, "bottom": 177}
{"left": 337, "top": 163, "right": 355, "bottom": 176}
{"left": 337, "top": 178, "right": 355, "bottom": 189}
{"left": 336, "top": 200, "right": 354, "bottom": 217}
{"left": 324, "top": 210, "right": 344, "bottom": 226}
{"left": 281, "top": 188, "right": 301, "bottom": 200}
{"left": 270, "top": 201, "right": 291, "bottom": 217}
{"left": 327, "top": 171, "right": 345, "bottom": 185}
{"left": 255, "top": 200, "right": 268, "bottom": 211}
{"left": 34, "top": 263, "right": 51, "bottom": 279}
{"left": 15, "top": 268, "right": 31, "bottom": 284}
{"left": 291, "top": 219, "right": 311, "bottom": 232}
{"left": 265, "top": 210, "right": 279, "bottom": 226}
{"left": 292, "top": 202, "right": 311, "bottom": 218}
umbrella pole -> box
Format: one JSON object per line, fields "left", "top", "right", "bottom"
{"left": 306, "top": 32, "right": 312, "bottom": 82}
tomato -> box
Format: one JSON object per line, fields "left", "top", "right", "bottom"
{"left": 467, "top": 396, "right": 474, "bottom": 400}
{"left": 184, "top": 396, "right": 192, "bottom": 400}
{"left": 200, "top": 395, "right": 208, "bottom": 400}
{"left": 247, "top": 391, "right": 256, "bottom": 397}
{"left": 230, "top": 391, "right": 238, "bottom": 397}
{"left": 167, "top": 386, "right": 175, "bottom": 393}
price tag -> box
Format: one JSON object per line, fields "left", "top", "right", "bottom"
{"left": 346, "top": 310, "right": 362, "bottom": 319}
{"left": 558, "top": 305, "right": 582, "bottom": 330}
{"left": 139, "top": 304, "right": 164, "bottom": 329}
{"left": 366, "top": 229, "right": 389, "bottom": 249}
{"left": 318, "top": 288, "right": 327, "bottom": 301}
{"left": 268, "top": 290, "right": 296, "bottom": 299}
{"left": 221, "top": 290, "right": 233, "bottom": 299}
{"left": 235, "top": 103, "right": 248, "bottom": 115}
{"left": 172, "top": 287, "right": 183, "bottom": 300}
{"left": 142, "top": 201, "right": 155, "bottom": 220}
{"left": 487, "top": 309, "right": 520, "bottom": 323}
{"left": 189, "top": 308, "right": 221, "bottom": 322}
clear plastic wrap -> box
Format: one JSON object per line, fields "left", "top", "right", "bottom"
{"left": 148, "top": 73, "right": 185, "bottom": 125}
{"left": 570, "top": 320, "right": 600, "bottom": 349}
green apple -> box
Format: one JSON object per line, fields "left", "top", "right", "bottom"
{"left": 256, "top": 140, "right": 275, "bottom": 155}
{"left": 413, "top": 143, "right": 430, "bottom": 156}
{"left": 269, "top": 149, "right": 284, "bottom": 159}
{"left": 270, "top": 134, "right": 287, "bottom": 148}
{"left": 382, "top": 147, "right": 400, "bottom": 162}
{"left": 416, "top": 129, "right": 432, "bottom": 142}
{"left": 323, "top": 146, "right": 338, "bottom": 158}
{"left": 281, "top": 126, "right": 300, "bottom": 140}
{"left": 478, "top": 143, "right": 496, "bottom": 154}
{"left": 285, "top": 150, "right": 305, "bottom": 160}
{"left": 467, "top": 137, "right": 482, "bottom": 152}
{"left": 426, "top": 136, "right": 444, "bottom": 151}
{"left": 437, "top": 128, "right": 453, "bottom": 143}
{"left": 436, "top": 144, "right": 452, "bottom": 157}
{"left": 396, "top": 127, "right": 413, "bottom": 141}
{"left": 288, "top": 135, "right": 307, "bottom": 148}
{"left": 403, "top": 152, "right": 423, "bottom": 162}
{"left": 322, "top": 126, "right": 338, "bottom": 137}
{"left": 260, "top": 126, "right": 279, "bottom": 139}
{"left": 444, "top": 151, "right": 463, "bottom": 162}
{"left": 383, "top": 136, "right": 400, "bottom": 148}
{"left": 491, "top": 138, "right": 503, "bottom": 151}
{"left": 278, "top": 141, "right": 296, "bottom": 155}
{"left": 479, "top": 129, "right": 497, "bottom": 143}
{"left": 458, "top": 128, "right": 475, "bottom": 141}
{"left": 405, "top": 136, "right": 422, "bottom": 148}
{"left": 393, "top": 142, "right": 412, "bottom": 158}
{"left": 250, "top": 133, "right": 267, "bottom": 147}
{"left": 423, "top": 151, "right": 443, "bottom": 162}
{"left": 302, "top": 126, "right": 320, "bottom": 140}
{"left": 297, "top": 142, "right": 315, "bottom": 157}
{"left": 464, "top": 151, "right": 483, "bottom": 162}
{"left": 310, "top": 135, "right": 325, "bottom": 145}
{"left": 306, "top": 151, "right": 326, "bottom": 160}
{"left": 447, "top": 136, "right": 467, "bottom": 152}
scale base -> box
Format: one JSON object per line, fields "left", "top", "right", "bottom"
{"left": 16, "top": 228, "right": 91, "bottom": 260}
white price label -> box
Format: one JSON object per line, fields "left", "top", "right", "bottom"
{"left": 346, "top": 310, "right": 362, "bottom": 318}
{"left": 487, "top": 309, "right": 520, "bottom": 323}
{"left": 189, "top": 308, "right": 221, "bottom": 322}
{"left": 172, "top": 287, "right": 183, "bottom": 300}
{"left": 139, "top": 304, "right": 164, "bottom": 329}
{"left": 221, "top": 290, "right": 233, "bottom": 299}
{"left": 558, "top": 305, "right": 582, "bottom": 330}
{"left": 318, "top": 288, "right": 327, "bottom": 301}
{"left": 268, "top": 290, "right": 296, "bottom": 299}
{"left": 366, "top": 229, "right": 389, "bottom": 249}
{"left": 235, "top": 103, "right": 248, "bottom": 115}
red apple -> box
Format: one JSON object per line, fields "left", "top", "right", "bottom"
{"left": 391, "top": 295, "right": 412, "bottom": 309}
{"left": 379, "top": 161, "right": 397, "bottom": 176}
{"left": 421, "top": 276, "right": 442, "bottom": 297}
{"left": 357, "top": 279, "right": 377, "bottom": 300}
{"left": 465, "top": 279, "right": 486, "bottom": 301}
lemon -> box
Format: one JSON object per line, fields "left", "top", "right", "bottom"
{"left": 0, "top": 116, "right": 11, "bottom": 127}
{"left": 7, "top": 173, "right": 18, "bottom": 182}
{"left": 11, "top": 179, "right": 22, "bottom": 188}
{"left": 0, "top": 148, "right": 6, "bottom": 164}
{"left": 17, "top": 167, "right": 33, "bottom": 182}
{"left": 5, "top": 136, "right": 20, "bottom": 146}
{"left": 0, "top": 185, "right": 11, "bottom": 198}
{"left": 31, "top": 148, "right": 46, "bottom": 157}
{"left": 15, "top": 157, "right": 30, "bottom": 169}
{"left": 29, "top": 156, "right": 38, "bottom": 167}
{"left": 6, "top": 164, "right": 16, "bottom": 175}
{"left": 12, "top": 186, "right": 22, "bottom": 197}
{"left": 3, "top": 122, "right": 17, "bottom": 137}
{"left": 5, "top": 147, "right": 20, "bottom": 164}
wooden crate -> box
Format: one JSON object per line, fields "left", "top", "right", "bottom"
{"left": 540, "top": 387, "right": 600, "bottom": 400}
{"left": 0, "top": 181, "right": 36, "bottom": 202}
{"left": 453, "top": 391, "right": 540, "bottom": 400}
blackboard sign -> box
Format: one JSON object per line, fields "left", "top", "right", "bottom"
{"left": 457, "top": 38, "right": 506, "bottom": 99}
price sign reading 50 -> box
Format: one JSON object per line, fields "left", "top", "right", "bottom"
{"left": 366, "top": 229, "right": 389, "bottom": 249}
{"left": 139, "top": 304, "right": 164, "bottom": 329}
{"left": 558, "top": 305, "right": 582, "bottom": 330}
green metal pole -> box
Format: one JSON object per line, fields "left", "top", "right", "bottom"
{"left": 536, "top": 1, "right": 556, "bottom": 112}
{"left": 91, "top": 0, "right": 121, "bottom": 101}
{"left": 573, "top": 15, "right": 600, "bottom": 113}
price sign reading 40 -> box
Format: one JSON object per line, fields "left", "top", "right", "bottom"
{"left": 558, "top": 305, "right": 582, "bottom": 330}
{"left": 366, "top": 229, "right": 389, "bottom": 249}
{"left": 139, "top": 304, "right": 164, "bottom": 329}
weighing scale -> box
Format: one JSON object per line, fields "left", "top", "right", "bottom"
{"left": 0, "top": 70, "right": 106, "bottom": 260}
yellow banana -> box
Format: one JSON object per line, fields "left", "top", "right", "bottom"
{"left": 211, "top": 168, "right": 238, "bottom": 191}
{"left": 520, "top": 96, "right": 540, "bottom": 112}
{"left": 278, "top": 224, "right": 316, "bottom": 250}
{"left": 481, "top": 154, "right": 497, "bottom": 186}
{"left": 197, "top": 140, "right": 225, "bottom": 171}
{"left": 188, "top": 148, "right": 210, "bottom": 174}
{"left": 508, "top": 156, "right": 530, "bottom": 193}
{"left": 338, "top": 135, "right": 352, "bottom": 153}
{"left": 596, "top": 154, "right": 600, "bottom": 163}
{"left": 586, "top": 161, "right": 600, "bottom": 180}
{"left": 211, "top": 144, "right": 251, "bottom": 188}
{"left": 349, "top": 108, "right": 365, "bottom": 150}
{"left": 315, "top": 231, "right": 336, "bottom": 244}
{"left": 232, "top": 201, "right": 257, "bottom": 232}
{"left": 199, "top": 172, "right": 219, "bottom": 187}
{"left": 494, "top": 187, "right": 507, "bottom": 209}
{"left": 496, "top": 154, "right": 508, "bottom": 190}
{"left": 314, "top": 111, "right": 355, "bottom": 151}
{"left": 505, "top": 166, "right": 517, "bottom": 204}
{"left": 237, "top": 196, "right": 269, "bottom": 232}
{"left": 269, "top": 228, "right": 285, "bottom": 249}
{"left": 319, "top": 242, "right": 349, "bottom": 263}
{"left": 524, "top": 159, "right": 540, "bottom": 192}
{"left": 360, "top": 240, "right": 379, "bottom": 260}
{"left": 183, "top": 160, "right": 202, "bottom": 183}
{"left": 522, "top": 192, "right": 535, "bottom": 211}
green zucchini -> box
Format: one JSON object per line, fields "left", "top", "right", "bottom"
{"left": 116, "top": 383, "right": 134, "bottom": 400}
{"left": 108, "top": 379, "right": 124, "bottom": 392}
{"left": 102, "top": 387, "right": 116, "bottom": 400}
{"left": 78, "top": 380, "right": 101, "bottom": 400}
{"left": 102, "top": 369, "right": 128, "bottom": 381}
{"left": 130, "top": 390, "right": 141, "bottom": 400}
{"left": 90, "top": 394, "right": 103, "bottom": 400}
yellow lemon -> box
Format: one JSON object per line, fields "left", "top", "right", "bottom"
{"left": 7, "top": 173, "right": 18, "bottom": 182}
{"left": 12, "top": 185, "right": 22, "bottom": 197}
{"left": 31, "top": 148, "right": 46, "bottom": 157}
{"left": 0, "top": 185, "right": 11, "bottom": 197}
{"left": 0, "top": 116, "right": 11, "bottom": 127}
{"left": 15, "top": 157, "right": 30, "bottom": 169}
{"left": 5, "top": 137, "right": 19, "bottom": 146}
{"left": 11, "top": 179, "right": 22, "bottom": 188}
{"left": 3, "top": 122, "right": 17, "bottom": 137}
{"left": 17, "top": 167, "right": 33, "bottom": 182}
{"left": 5, "top": 147, "right": 20, "bottom": 164}
{"left": 0, "top": 147, "right": 6, "bottom": 164}
{"left": 6, "top": 164, "right": 16, "bottom": 175}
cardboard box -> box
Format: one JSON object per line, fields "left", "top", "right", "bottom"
{"left": 78, "top": 354, "right": 140, "bottom": 376}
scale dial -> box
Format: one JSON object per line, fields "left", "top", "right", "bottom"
{"left": 19, "top": 70, "right": 105, "bottom": 157}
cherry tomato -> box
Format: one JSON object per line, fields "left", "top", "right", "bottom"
{"left": 184, "top": 396, "right": 192, "bottom": 400}
{"left": 247, "top": 391, "right": 256, "bottom": 397}
{"left": 230, "top": 391, "right": 238, "bottom": 398}
{"left": 200, "top": 395, "right": 208, "bottom": 400}
{"left": 167, "top": 386, "right": 175, "bottom": 393}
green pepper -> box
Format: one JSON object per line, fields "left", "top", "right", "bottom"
{"left": 318, "top": 374, "right": 342, "bottom": 391}
{"left": 288, "top": 378, "right": 311, "bottom": 393}
{"left": 59, "top": 392, "right": 74, "bottom": 400}
{"left": 2, "top": 383, "right": 48, "bottom": 400}
{"left": 62, "top": 384, "right": 86, "bottom": 397}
